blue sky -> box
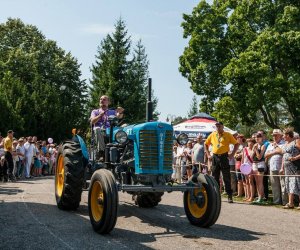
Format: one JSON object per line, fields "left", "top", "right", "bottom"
{"left": 0, "top": 0, "right": 204, "bottom": 121}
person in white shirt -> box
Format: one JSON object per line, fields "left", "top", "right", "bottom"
{"left": 192, "top": 135, "right": 205, "bottom": 174}
{"left": 16, "top": 138, "right": 25, "bottom": 178}
{"left": 176, "top": 144, "right": 186, "bottom": 183}
{"left": 24, "top": 136, "right": 35, "bottom": 178}
{"left": 265, "top": 129, "right": 286, "bottom": 205}
{"left": 12, "top": 140, "right": 19, "bottom": 178}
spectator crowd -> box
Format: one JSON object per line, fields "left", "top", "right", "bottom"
{"left": 2, "top": 125, "right": 300, "bottom": 210}
{"left": 173, "top": 126, "right": 300, "bottom": 209}
{"left": 0, "top": 130, "right": 58, "bottom": 182}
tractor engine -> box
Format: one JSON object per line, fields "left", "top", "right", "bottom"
{"left": 120, "top": 121, "right": 173, "bottom": 186}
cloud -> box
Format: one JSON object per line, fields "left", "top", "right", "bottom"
{"left": 81, "top": 23, "right": 115, "bottom": 35}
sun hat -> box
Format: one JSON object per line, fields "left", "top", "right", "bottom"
{"left": 272, "top": 129, "right": 282, "bottom": 135}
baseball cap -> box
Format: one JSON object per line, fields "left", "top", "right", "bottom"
{"left": 7, "top": 130, "right": 14, "bottom": 134}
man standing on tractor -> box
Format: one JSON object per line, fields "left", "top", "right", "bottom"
{"left": 90, "top": 95, "right": 124, "bottom": 156}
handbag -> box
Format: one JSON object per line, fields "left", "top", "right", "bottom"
{"left": 292, "top": 142, "right": 300, "bottom": 170}
{"left": 293, "top": 159, "right": 300, "bottom": 170}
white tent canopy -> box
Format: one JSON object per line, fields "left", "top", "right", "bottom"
{"left": 173, "top": 113, "right": 236, "bottom": 139}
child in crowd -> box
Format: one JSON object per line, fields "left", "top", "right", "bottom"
{"left": 34, "top": 145, "right": 42, "bottom": 177}
{"left": 42, "top": 153, "right": 50, "bottom": 175}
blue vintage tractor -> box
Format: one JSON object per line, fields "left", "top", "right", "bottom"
{"left": 54, "top": 79, "right": 221, "bottom": 234}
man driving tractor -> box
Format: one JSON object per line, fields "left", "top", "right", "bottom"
{"left": 90, "top": 95, "right": 124, "bottom": 154}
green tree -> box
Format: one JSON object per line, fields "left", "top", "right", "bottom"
{"left": 187, "top": 95, "right": 199, "bottom": 118}
{"left": 172, "top": 116, "right": 187, "bottom": 125}
{"left": 90, "top": 18, "right": 158, "bottom": 124}
{"left": 211, "top": 96, "right": 239, "bottom": 129}
{"left": 0, "top": 18, "right": 88, "bottom": 140}
{"left": 180, "top": 0, "right": 300, "bottom": 131}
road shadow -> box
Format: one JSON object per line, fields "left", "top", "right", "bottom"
{"left": 116, "top": 202, "right": 268, "bottom": 242}
{"left": 78, "top": 198, "right": 268, "bottom": 242}
{"left": 0, "top": 176, "right": 55, "bottom": 185}
{"left": 0, "top": 197, "right": 270, "bottom": 250}
{"left": 0, "top": 201, "right": 154, "bottom": 250}
{"left": 0, "top": 185, "right": 24, "bottom": 195}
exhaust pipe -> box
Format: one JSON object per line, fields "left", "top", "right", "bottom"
{"left": 146, "top": 78, "right": 153, "bottom": 122}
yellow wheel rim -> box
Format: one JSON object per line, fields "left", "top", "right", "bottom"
{"left": 91, "top": 181, "right": 104, "bottom": 222}
{"left": 187, "top": 186, "right": 208, "bottom": 218}
{"left": 56, "top": 155, "right": 65, "bottom": 197}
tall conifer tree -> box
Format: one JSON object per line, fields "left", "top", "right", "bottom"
{"left": 90, "top": 18, "right": 158, "bottom": 123}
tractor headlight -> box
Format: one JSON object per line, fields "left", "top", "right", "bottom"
{"left": 177, "top": 133, "right": 188, "bottom": 145}
{"left": 115, "top": 130, "right": 128, "bottom": 144}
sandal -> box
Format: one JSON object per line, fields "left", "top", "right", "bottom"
{"left": 283, "top": 203, "right": 294, "bottom": 209}
{"left": 296, "top": 206, "right": 300, "bottom": 210}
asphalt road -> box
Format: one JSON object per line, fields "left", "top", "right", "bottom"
{"left": 0, "top": 176, "right": 299, "bottom": 250}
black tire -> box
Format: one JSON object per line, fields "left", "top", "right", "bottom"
{"left": 183, "top": 174, "right": 221, "bottom": 228}
{"left": 55, "top": 140, "right": 84, "bottom": 210}
{"left": 133, "top": 192, "right": 164, "bottom": 208}
{"left": 88, "top": 169, "right": 118, "bottom": 234}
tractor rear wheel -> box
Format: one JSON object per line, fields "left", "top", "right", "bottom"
{"left": 88, "top": 169, "right": 118, "bottom": 234}
{"left": 133, "top": 192, "right": 164, "bottom": 208}
{"left": 55, "top": 140, "right": 84, "bottom": 210}
{"left": 183, "top": 174, "right": 221, "bottom": 227}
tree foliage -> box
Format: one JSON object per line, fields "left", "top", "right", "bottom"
{"left": 0, "top": 18, "right": 88, "bottom": 140}
{"left": 180, "top": 0, "right": 300, "bottom": 131}
{"left": 211, "top": 96, "right": 239, "bottom": 129}
{"left": 172, "top": 116, "right": 187, "bottom": 125}
{"left": 90, "top": 18, "right": 158, "bottom": 124}
{"left": 187, "top": 95, "right": 199, "bottom": 118}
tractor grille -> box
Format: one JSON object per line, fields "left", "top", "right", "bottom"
{"left": 163, "top": 131, "right": 173, "bottom": 171}
{"left": 139, "top": 130, "right": 173, "bottom": 171}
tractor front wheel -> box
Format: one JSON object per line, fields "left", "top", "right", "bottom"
{"left": 88, "top": 169, "right": 118, "bottom": 234}
{"left": 184, "top": 174, "right": 221, "bottom": 228}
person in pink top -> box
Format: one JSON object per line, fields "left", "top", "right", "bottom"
{"left": 242, "top": 138, "right": 256, "bottom": 202}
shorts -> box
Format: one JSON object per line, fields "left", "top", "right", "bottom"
{"left": 252, "top": 161, "right": 265, "bottom": 173}
{"left": 186, "top": 161, "right": 192, "bottom": 170}
{"left": 236, "top": 169, "right": 245, "bottom": 181}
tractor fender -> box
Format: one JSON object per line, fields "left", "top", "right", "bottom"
{"left": 73, "top": 135, "right": 89, "bottom": 161}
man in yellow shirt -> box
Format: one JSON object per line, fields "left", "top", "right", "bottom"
{"left": 205, "top": 122, "right": 239, "bottom": 203}
{"left": 3, "top": 130, "right": 15, "bottom": 182}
